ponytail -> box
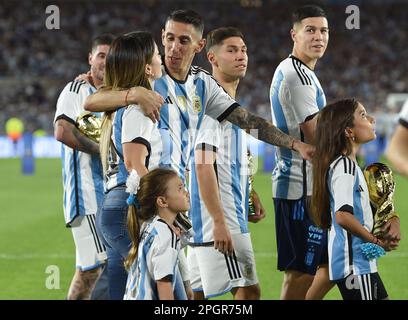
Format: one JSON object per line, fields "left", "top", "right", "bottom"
{"left": 99, "top": 111, "right": 114, "bottom": 176}
{"left": 124, "top": 204, "right": 141, "bottom": 270}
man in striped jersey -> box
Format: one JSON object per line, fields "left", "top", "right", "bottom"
{"left": 84, "top": 10, "right": 313, "bottom": 176}
{"left": 187, "top": 27, "right": 264, "bottom": 299}
{"left": 54, "top": 34, "right": 114, "bottom": 299}
{"left": 269, "top": 5, "right": 329, "bottom": 299}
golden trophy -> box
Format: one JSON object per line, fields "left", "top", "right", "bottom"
{"left": 247, "top": 150, "right": 256, "bottom": 216}
{"left": 76, "top": 111, "right": 102, "bottom": 143}
{"left": 363, "top": 162, "right": 399, "bottom": 238}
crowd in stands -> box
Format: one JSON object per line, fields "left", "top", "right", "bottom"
{"left": 1, "top": 0, "right": 407, "bottom": 135}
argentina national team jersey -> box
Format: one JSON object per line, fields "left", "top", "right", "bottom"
{"left": 124, "top": 216, "right": 180, "bottom": 300}
{"left": 105, "top": 105, "right": 162, "bottom": 191}
{"left": 152, "top": 66, "right": 239, "bottom": 182}
{"left": 327, "top": 156, "right": 377, "bottom": 281}
{"left": 105, "top": 66, "right": 238, "bottom": 190}
{"left": 270, "top": 55, "right": 326, "bottom": 199}
{"left": 189, "top": 115, "right": 250, "bottom": 243}
{"left": 54, "top": 80, "right": 104, "bottom": 226}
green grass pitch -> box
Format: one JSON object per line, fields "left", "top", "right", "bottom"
{"left": 0, "top": 158, "right": 407, "bottom": 299}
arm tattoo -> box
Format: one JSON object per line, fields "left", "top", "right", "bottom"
{"left": 56, "top": 120, "right": 100, "bottom": 154}
{"left": 226, "top": 107, "right": 294, "bottom": 149}
{"left": 72, "top": 128, "right": 100, "bottom": 154}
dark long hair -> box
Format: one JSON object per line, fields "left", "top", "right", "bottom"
{"left": 100, "top": 31, "right": 156, "bottom": 175}
{"left": 124, "top": 168, "right": 178, "bottom": 270}
{"left": 311, "top": 98, "right": 359, "bottom": 228}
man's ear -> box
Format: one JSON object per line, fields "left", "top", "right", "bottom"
{"left": 195, "top": 38, "right": 206, "bottom": 53}
{"left": 88, "top": 52, "right": 93, "bottom": 66}
{"left": 207, "top": 51, "right": 217, "bottom": 67}
{"left": 161, "top": 28, "right": 166, "bottom": 46}
{"left": 290, "top": 28, "right": 297, "bottom": 43}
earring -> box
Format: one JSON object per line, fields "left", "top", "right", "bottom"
{"left": 351, "top": 136, "right": 355, "bottom": 141}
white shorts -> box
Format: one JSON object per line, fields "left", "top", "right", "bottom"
{"left": 71, "top": 214, "right": 107, "bottom": 271}
{"left": 186, "top": 246, "right": 203, "bottom": 292}
{"left": 188, "top": 233, "right": 258, "bottom": 298}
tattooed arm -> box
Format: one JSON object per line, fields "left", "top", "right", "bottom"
{"left": 226, "top": 106, "right": 314, "bottom": 160}
{"left": 54, "top": 119, "right": 99, "bottom": 155}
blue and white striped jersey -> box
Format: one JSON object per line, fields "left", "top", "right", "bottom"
{"left": 327, "top": 156, "right": 377, "bottom": 281}
{"left": 270, "top": 55, "right": 326, "bottom": 199}
{"left": 124, "top": 216, "right": 180, "bottom": 300}
{"left": 189, "top": 116, "right": 250, "bottom": 243}
{"left": 105, "top": 105, "right": 162, "bottom": 191}
{"left": 105, "top": 65, "right": 239, "bottom": 190}
{"left": 54, "top": 80, "right": 104, "bottom": 226}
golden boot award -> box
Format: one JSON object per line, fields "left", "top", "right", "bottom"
{"left": 363, "top": 162, "right": 399, "bottom": 238}
{"left": 76, "top": 111, "right": 102, "bottom": 142}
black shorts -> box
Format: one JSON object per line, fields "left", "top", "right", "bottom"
{"left": 336, "top": 272, "right": 388, "bottom": 300}
{"left": 273, "top": 197, "right": 327, "bottom": 275}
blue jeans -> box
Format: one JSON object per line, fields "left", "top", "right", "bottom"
{"left": 97, "top": 185, "right": 131, "bottom": 300}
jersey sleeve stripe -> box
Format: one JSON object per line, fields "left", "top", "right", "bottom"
{"left": 55, "top": 114, "right": 77, "bottom": 125}
{"left": 291, "top": 58, "right": 306, "bottom": 85}
{"left": 216, "top": 102, "right": 240, "bottom": 122}
{"left": 343, "top": 157, "right": 348, "bottom": 174}
{"left": 195, "top": 143, "right": 217, "bottom": 152}
{"left": 338, "top": 204, "right": 354, "bottom": 214}
{"left": 296, "top": 60, "right": 312, "bottom": 85}
{"left": 131, "top": 137, "right": 152, "bottom": 169}
{"left": 400, "top": 119, "right": 408, "bottom": 129}
{"left": 304, "top": 112, "right": 319, "bottom": 123}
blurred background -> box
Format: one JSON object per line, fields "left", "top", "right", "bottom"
{"left": 1, "top": 0, "right": 407, "bottom": 299}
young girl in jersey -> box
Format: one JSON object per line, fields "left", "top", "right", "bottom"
{"left": 311, "top": 98, "right": 394, "bottom": 300}
{"left": 123, "top": 168, "right": 190, "bottom": 300}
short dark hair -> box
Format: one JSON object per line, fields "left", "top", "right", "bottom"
{"left": 292, "top": 5, "right": 327, "bottom": 25}
{"left": 206, "top": 27, "right": 244, "bottom": 52}
{"left": 91, "top": 33, "right": 115, "bottom": 52}
{"left": 166, "top": 9, "right": 204, "bottom": 36}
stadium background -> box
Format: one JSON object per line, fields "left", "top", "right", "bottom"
{"left": 0, "top": 0, "right": 407, "bottom": 299}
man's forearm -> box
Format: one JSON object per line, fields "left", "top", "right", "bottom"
{"left": 84, "top": 90, "right": 127, "bottom": 112}
{"left": 55, "top": 121, "right": 99, "bottom": 154}
{"left": 196, "top": 163, "right": 225, "bottom": 223}
{"left": 226, "top": 107, "right": 294, "bottom": 149}
{"left": 71, "top": 128, "right": 100, "bottom": 154}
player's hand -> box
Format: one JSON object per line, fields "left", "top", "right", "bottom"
{"left": 381, "top": 216, "right": 401, "bottom": 242}
{"left": 213, "top": 221, "right": 234, "bottom": 256}
{"left": 293, "top": 140, "right": 315, "bottom": 161}
{"left": 128, "top": 87, "right": 164, "bottom": 123}
{"left": 248, "top": 191, "right": 266, "bottom": 223}
{"left": 75, "top": 71, "right": 92, "bottom": 84}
